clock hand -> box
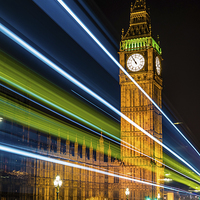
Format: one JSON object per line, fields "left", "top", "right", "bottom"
{"left": 132, "top": 56, "right": 137, "bottom": 65}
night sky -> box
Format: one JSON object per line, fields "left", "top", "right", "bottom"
{"left": 1, "top": 0, "right": 200, "bottom": 167}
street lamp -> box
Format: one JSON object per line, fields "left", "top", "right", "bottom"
{"left": 125, "top": 187, "right": 130, "bottom": 200}
{"left": 54, "top": 175, "right": 62, "bottom": 200}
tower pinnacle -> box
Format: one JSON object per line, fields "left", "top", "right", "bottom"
{"left": 122, "top": 0, "right": 151, "bottom": 40}
{"left": 131, "top": 0, "right": 146, "bottom": 12}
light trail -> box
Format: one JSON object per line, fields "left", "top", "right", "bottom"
{"left": 0, "top": 141, "right": 155, "bottom": 185}
{"left": 56, "top": 0, "right": 200, "bottom": 157}
{"left": 0, "top": 49, "right": 120, "bottom": 139}
{"left": 164, "top": 165, "right": 200, "bottom": 186}
{"left": 2, "top": 84, "right": 200, "bottom": 185}
{"left": 0, "top": 84, "right": 200, "bottom": 184}
{"left": 0, "top": 93, "right": 121, "bottom": 156}
{"left": 0, "top": 83, "right": 154, "bottom": 159}
{"left": 1, "top": 135, "right": 199, "bottom": 190}
{"left": 71, "top": 90, "right": 120, "bottom": 123}
{"left": 164, "top": 168, "right": 200, "bottom": 191}
{"left": 0, "top": 83, "right": 119, "bottom": 144}
{"left": 0, "top": 144, "right": 198, "bottom": 197}
{"left": 0, "top": 77, "right": 119, "bottom": 142}
{"left": 1, "top": 24, "right": 200, "bottom": 177}
{"left": 164, "top": 153, "right": 200, "bottom": 184}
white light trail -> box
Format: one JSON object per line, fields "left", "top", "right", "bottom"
{"left": 1, "top": 23, "right": 200, "bottom": 176}
{"left": 0, "top": 79, "right": 120, "bottom": 142}
{"left": 56, "top": 0, "right": 200, "bottom": 157}
{"left": 1, "top": 83, "right": 199, "bottom": 184}
{"left": 71, "top": 90, "right": 120, "bottom": 123}
{"left": 2, "top": 83, "right": 200, "bottom": 185}
{"left": 0, "top": 144, "right": 197, "bottom": 197}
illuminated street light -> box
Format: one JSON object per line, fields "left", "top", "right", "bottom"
{"left": 54, "top": 175, "right": 62, "bottom": 200}
{"left": 158, "top": 193, "right": 160, "bottom": 199}
{"left": 0, "top": 117, "right": 3, "bottom": 122}
{"left": 125, "top": 187, "right": 130, "bottom": 200}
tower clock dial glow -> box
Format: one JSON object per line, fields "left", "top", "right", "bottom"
{"left": 155, "top": 56, "right": 161, "bottom": 75}
{"left": 127, "top": 53, "right": 145, "bottom": 72}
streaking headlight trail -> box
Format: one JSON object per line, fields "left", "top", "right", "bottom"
{"left": 2, "top": 83, "right": 200, "bottom": 185}
{"left": 1, "top": 24, "right": 200, "bottom": 176}
{"left": 56, "top": 0, "right": 200, "bottom": 157}
{"left": 71, "top": 90, "right": 120, "bottom": 123}
{"left": 0, "top": 144, "right": 198, "bottom": 197}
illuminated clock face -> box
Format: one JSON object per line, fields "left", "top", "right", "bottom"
{"left": 155, "top": 56, "right": 161, "bottom": 75}
{"left": 127, "top": 53, "right": 145, "bottom": 72}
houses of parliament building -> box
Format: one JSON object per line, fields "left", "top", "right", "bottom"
{"left": 0, "top": 0, "right": 164, "bottom": 199}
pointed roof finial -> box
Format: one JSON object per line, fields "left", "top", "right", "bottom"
{"left": 90, "top": 139, "right": 93, "bottom": 148}
{"left": 83, "top": 136, "right": 85, "bottom": 146}
{"left": 157, "top": 35, "right": 160, "bottom": 45}
{"left": 131, "top": 2, "right": 133, "bottom": 12}
{"left": 58, "top": 128, "right": 60, "bottom": 137}
{"left": 132, "top": 0, "right": 147, "bottom": 12}
{"left": 108, "top": 142, "right": 111, "bottom": 156}
{"left": 149, "top": 23, "right": 152, "bottom": 34}
{"left": 144, "top": 0, "right": 147, "bottom": 9}
{"left": 100, "top": 130, "right": 104, "bottom": 143}
{"left": 121, "top": 28, "right": 124, "bottom": 40}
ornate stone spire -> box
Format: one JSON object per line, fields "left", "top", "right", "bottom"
{"left": 122, "top": 0, "right": 151, "bottom": 40}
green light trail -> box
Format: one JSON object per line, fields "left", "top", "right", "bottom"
{"left": 163, "top": 154, "right": 200, "bottom": 182}
{"left": 165, "top": 168, "right": 200, "bottom": 191}
{"left": 1, "top": 92, "right": 199, "bottom": 190}
{"left": 0, "top": 93, "right": 120, "bottom": 157}
{"left": 1, "top": 51, "right": 199, "bottom": 190}
{"left": 0, "top": 50, "right": 120, "bottom": 139}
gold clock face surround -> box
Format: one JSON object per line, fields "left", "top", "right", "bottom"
{"left": 127, "top": 53, "right": 145, "bottom": 72}
{"left": 155, "top": 56, "right": 161, "bottom": 75}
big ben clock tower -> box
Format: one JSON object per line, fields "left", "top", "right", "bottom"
{"left": 119, "top": 0, "right": 164, "bottom": 199}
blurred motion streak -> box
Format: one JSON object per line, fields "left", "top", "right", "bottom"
{"left": 1, "top": 24, "right": 200, "bottom": 176}
{"left": 56, "top": 0, "right": 200, "bottom": 157}
{"left": 0, "top": 144, "right": 198, "bottom": 197}
{"left": 1, "top": 85, "right": 199, "bottom": 188}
